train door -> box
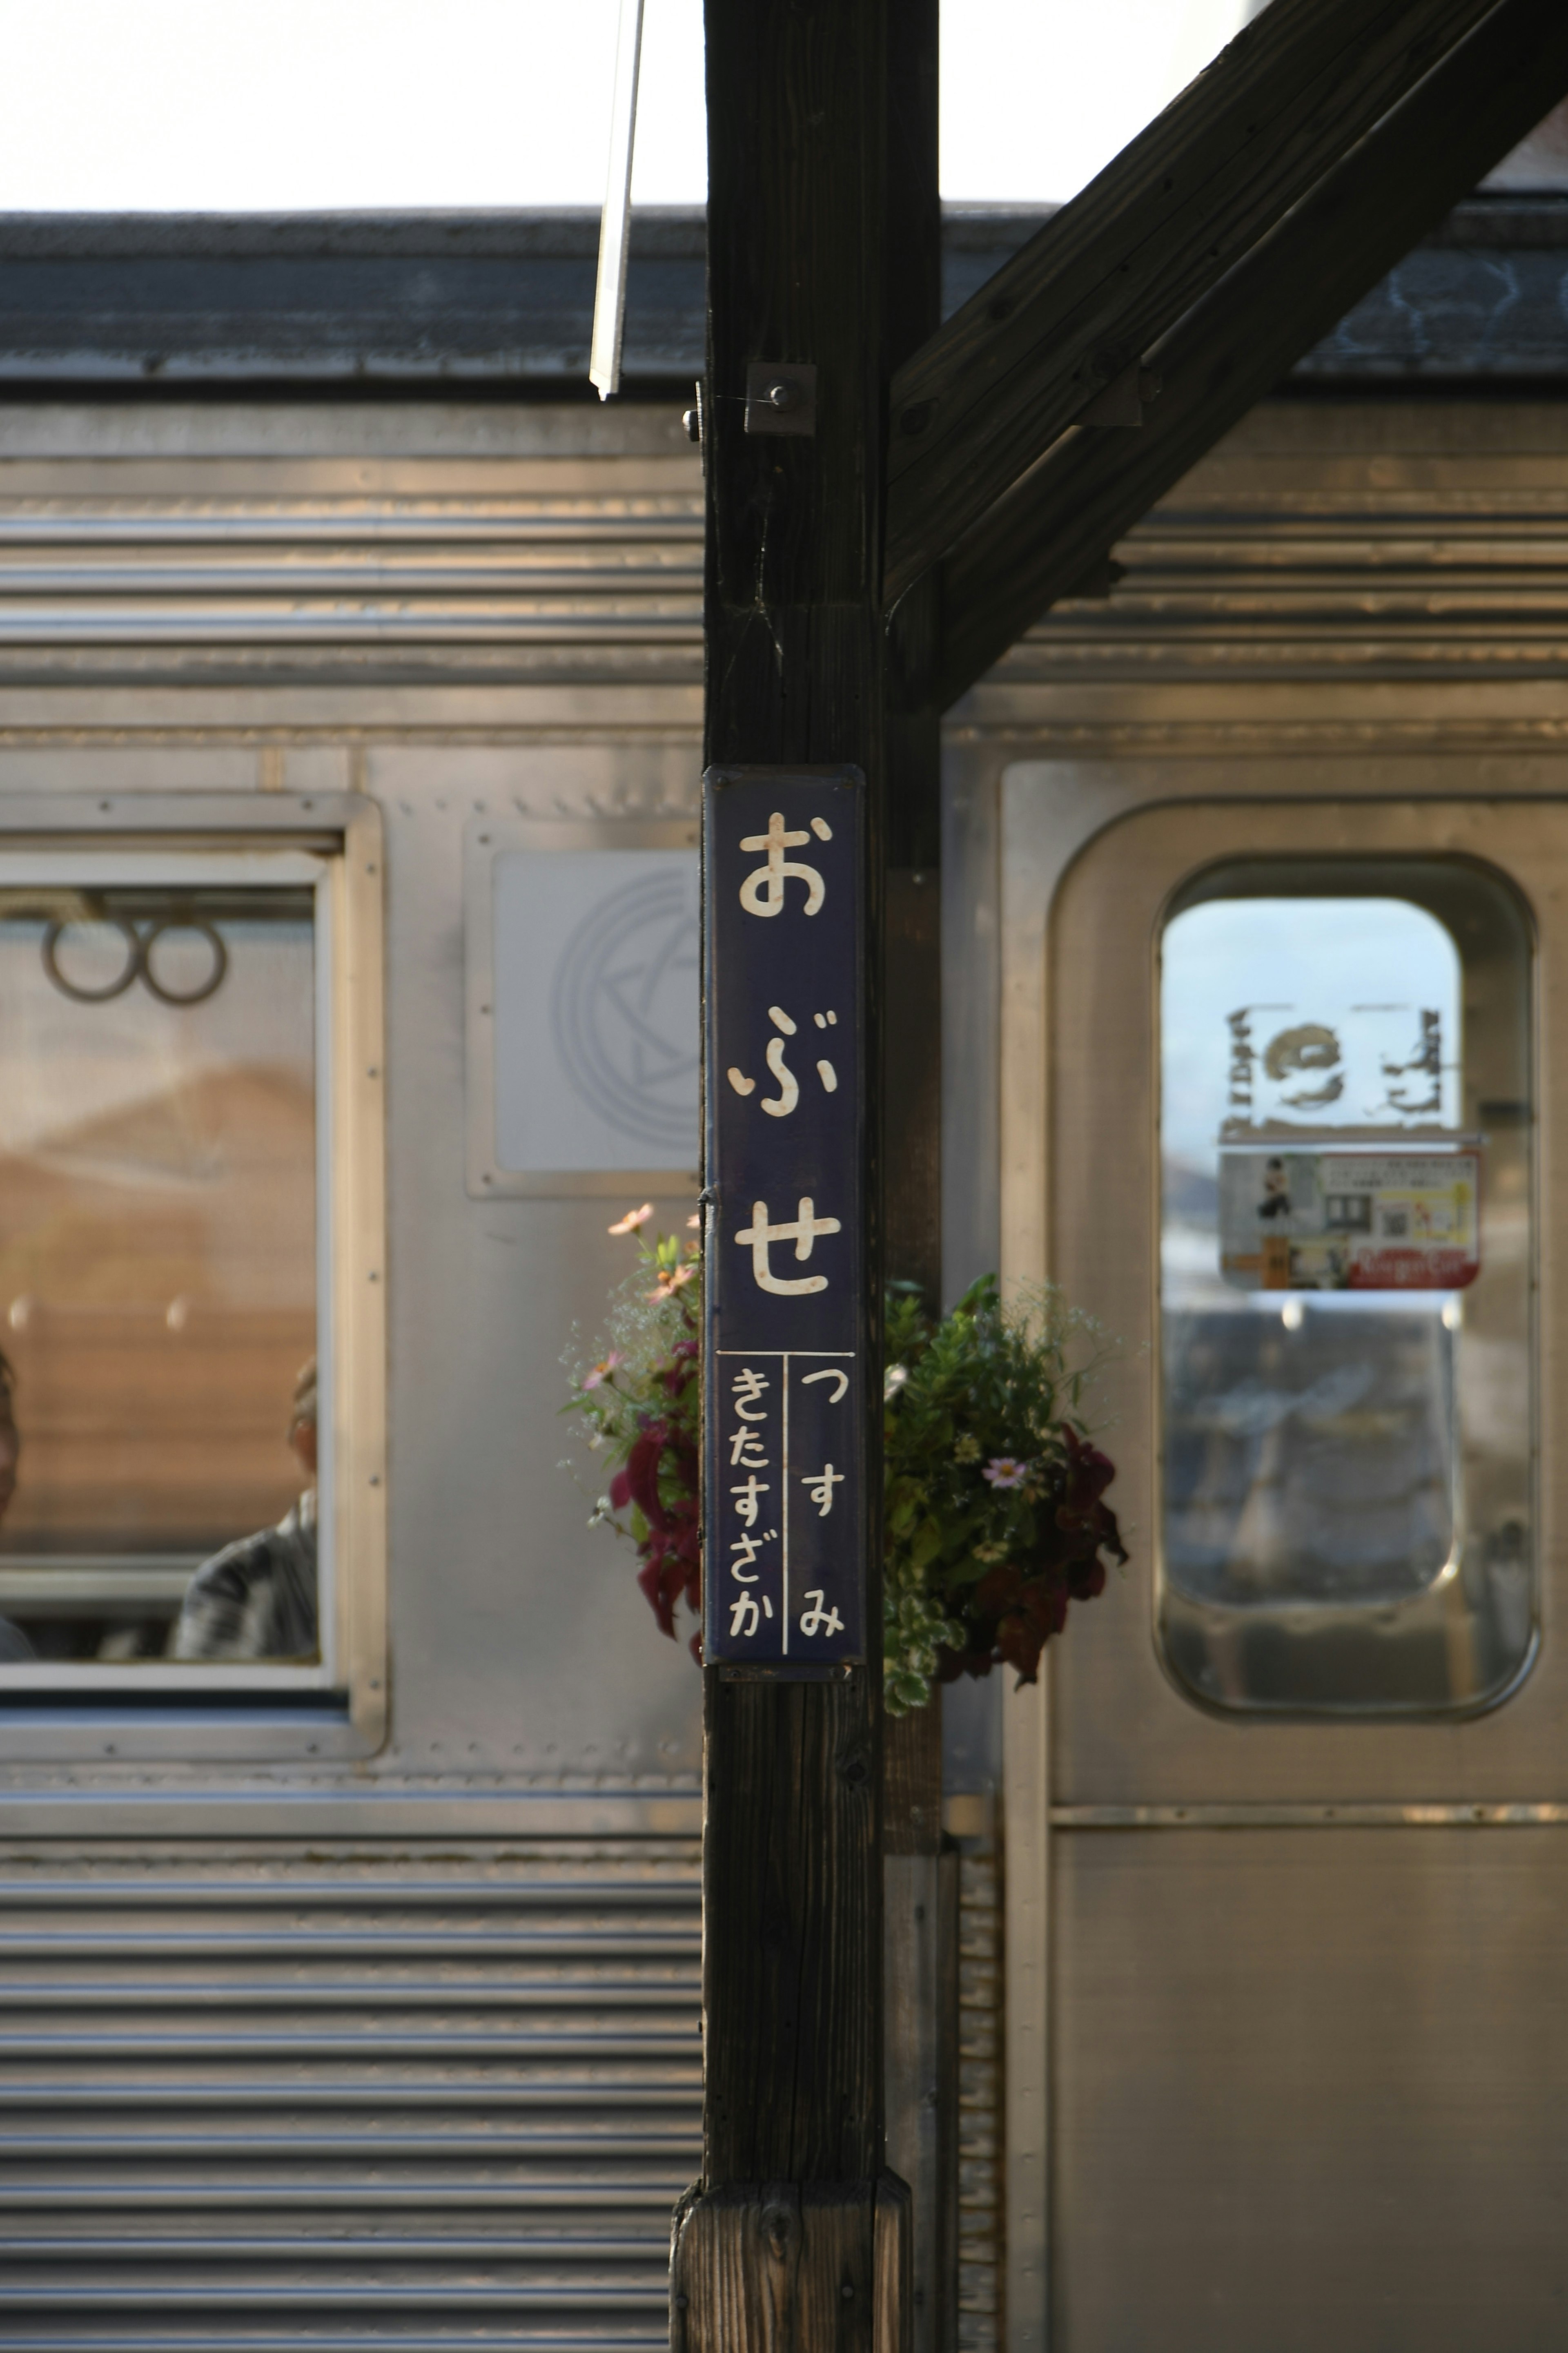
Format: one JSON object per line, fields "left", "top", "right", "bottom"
{"left": 1000, "top": 770, "right": 1568, "bottom": 2352}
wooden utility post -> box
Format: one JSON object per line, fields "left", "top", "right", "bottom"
{"left": 672, "top": 2, "right": 938, "bottom": 2348}
{"left": 672, "top": 2, "right": 1568, "bottom": 2345}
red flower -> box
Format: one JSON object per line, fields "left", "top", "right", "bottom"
{"left": 965, "top": 1558, "right": 1072, "bottom": 1686}
{"left": 623, "top": 1425, "right": 671, "bottom": 1532}
{"left": 1056, "top": 1425, "right": 1128, "bottom": 1566}
{"left": 936, "top": 1644, "right": 995, "bottom": 1683}
{"left": 974, "top": 1561, "right": 1022, "bottom": 1618}
{"left": 637, "top": 1554, "right": 681, "bottom": 1638}
{"left": 994, "top": 1611, "right": 1046, "bottom": 1684}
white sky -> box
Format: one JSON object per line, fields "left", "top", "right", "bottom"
{"left": 0, "top": 0, "right": 1258, "bottom": 211}
{"left": 1161, "top": 899, "right": 1461, "bottom": 1172}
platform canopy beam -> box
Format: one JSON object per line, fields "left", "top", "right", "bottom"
{"left": 884, "top": 0, "right": 1517, "bottom": 607}
{"left": 930, "top": 0, "right": 1568, "bottom": 709}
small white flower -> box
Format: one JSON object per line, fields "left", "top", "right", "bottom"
{"left": 884, "top": 1363, "right": 909, "bottom": 1401}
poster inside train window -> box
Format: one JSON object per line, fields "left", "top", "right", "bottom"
{"left": 1217, "top": 1144, "right": 1480, "bottom": 1291}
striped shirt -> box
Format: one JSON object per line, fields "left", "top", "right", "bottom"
{"left": 172, "top": 1491, "right": 318, "bottom": 1661}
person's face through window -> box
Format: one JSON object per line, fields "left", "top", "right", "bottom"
{"left": 0, "top": 1405, "right": 19, "bottom": 1524}
{"left": 291, "top": 1414, "right": 317, "bottom": 1483}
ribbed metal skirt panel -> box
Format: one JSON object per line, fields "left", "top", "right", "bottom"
{"left": 0, "top": 494, "right": 704, "bottom": 687}
{"left": 0, "top": 1840, "right": 701, "bottom": 2348}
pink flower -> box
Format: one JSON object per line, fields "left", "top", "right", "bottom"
{"left": 646, "top": 1263, "right": 698, "bottom": 1303}
{"left": 983, "top": 1456, "right": 1029, "bottom": 1490}
{"left": 583, "top": 1352, "right": 624, "bottom": 1392}
{"left": 608, "top": 1202, "right": 655, "bottom": 1236}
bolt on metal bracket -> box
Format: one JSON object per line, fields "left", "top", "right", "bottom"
{"left": 1079, "top": 360, "right": 1163, "bottom": 429}
{"left": 744, "top": 361, "right": 817, "bottom": 436}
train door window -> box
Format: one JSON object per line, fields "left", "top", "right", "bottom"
{"left": 1158, "top": 857, "right": 1533, "bottom": 1713}
{"left": 0, "top": 845, "right": 350, "bottom": 1697}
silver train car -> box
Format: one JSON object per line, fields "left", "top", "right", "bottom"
{"left": 0, "top": 196, "right": 1561, "bottom": 2351}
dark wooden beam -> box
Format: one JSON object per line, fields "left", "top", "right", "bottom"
{"left": 696, "top": 0, "right": 888, "bottom": 2190}
{"left": 675, "top": 0, "right": 929, "bottom": 2344}
{"left": 883, "top": 0, "right": 1508, "bottom": 604}
{"left": 930, "top": 0, "right": 1568, "bottom": 709}
{"left": 881, "top": 0, "right": 944, "bottom": 1312}
{"left": 876, "top": 21, "right": 948, "bottom": 2346}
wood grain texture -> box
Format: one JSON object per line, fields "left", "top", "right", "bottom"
{"left": 699, "top": 7, "right": 931, "bottom": 2340}
{"left": 875, "top": 2170, "right": 914, "bottom": 2353}
{"left": 704, "top": 0, "right": 887, "bottom": 769}
{"left": 883, "top": 1696, "right": 942, "bottom": 1859}
{"left": 882, "top": 0, "right": 1506, "bottom": 601}
{"left": 702, "top": 0, "right": 892, "bottom": 2195}
{"left": 704, "top": 1671, "right": 884, "bottom": 2182}
{"left": 878, "top": 38, "right": 945, "bottom": 2341}
{"left": 884, "top": 872, "right": 942, "bottom": 1309}
{"left": 933, "top": 0, "right": 1568, "bottom": 709}
{"left": 884, "top": 1853, "right": 949, "bottom": 2353}
{"left": 671, "top": 2176, "right": 909, "bottom": 2353}
{"left": 881, "top": 0, "right": 942, "bottom": 877}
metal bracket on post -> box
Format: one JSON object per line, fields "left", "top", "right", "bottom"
{"left": 745, "top": 361, "right": 818, "bottom": 435}
{"left": 1076, "top": 358, "right": 1163, "bottom": 428}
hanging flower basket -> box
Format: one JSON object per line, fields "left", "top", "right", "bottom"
{"left": 564, "top": 1216, "right": 1125, "bottom": 1712}
{"left": 880, "top": 1275, "right": 1125, "bottom": 1713}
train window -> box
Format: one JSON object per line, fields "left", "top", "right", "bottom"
{"left": 0, "top": 850, "right": 337, "bottom": 1685}
{"left": 1158, "top": 857, "right": 1533, "bottom": 1714}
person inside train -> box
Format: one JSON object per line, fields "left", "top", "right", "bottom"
{"left": 0, "top": 1352, "right": 35, "bottom": 1664}
{"left": 172, "top": 1356, "right": 319, "bottom": 1661}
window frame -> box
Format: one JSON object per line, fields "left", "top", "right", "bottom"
{"left": 0, "top": 794, "right": 385, "bottom": 1760}
{"left": 1153, "top": 851, "right": 1537, "bottom": 1716}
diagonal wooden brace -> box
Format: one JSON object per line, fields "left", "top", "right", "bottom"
{"left": 883, "top": 0, "right": 1510, "bottom": 603}
{"left": 929, "top": 0, "right": 1568, "bottom": 709}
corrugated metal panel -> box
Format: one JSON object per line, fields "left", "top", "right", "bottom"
{"left": 0, "top": 1840, "right": 700, "bottom": 2349}
{"left": 956, "top": 1849, "right": 1001, "bottom": 2353}
{"left": 991, "top": 402, "right": 1568, "bottom": 688}
{"left": 0, "top": 497, "right": 704, "bottom": 653}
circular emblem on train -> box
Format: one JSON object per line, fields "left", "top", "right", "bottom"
{"left": 550, "top": 868, "right": 699, "bottom": 1153}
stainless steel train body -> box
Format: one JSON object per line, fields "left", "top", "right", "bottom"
{"left": 947, "top": 387, "right": 1568, "bottom": 2351}
{"left": 0, "top": 393, "right": 713, "bottom": 2352}
{"left": 0, "top": 198, "right": 1561, "bottom": 2353}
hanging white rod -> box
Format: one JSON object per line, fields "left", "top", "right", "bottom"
{"left": 589, "top": 0, "right": 647, "bottom": 400}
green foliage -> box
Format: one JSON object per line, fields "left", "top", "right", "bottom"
{"left": 562, "top": 1208, "right": 702, "bottom": 1650}
{"left": 565, "top": 1233, "right": 1126, "bottom": 1710}
{"left": 881, "top": 1276, "right": 1125, "bottom": 1715}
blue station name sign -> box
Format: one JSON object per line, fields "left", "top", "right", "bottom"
{"left": 702, "top": 765, "right": 866, "bottom": 1670}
